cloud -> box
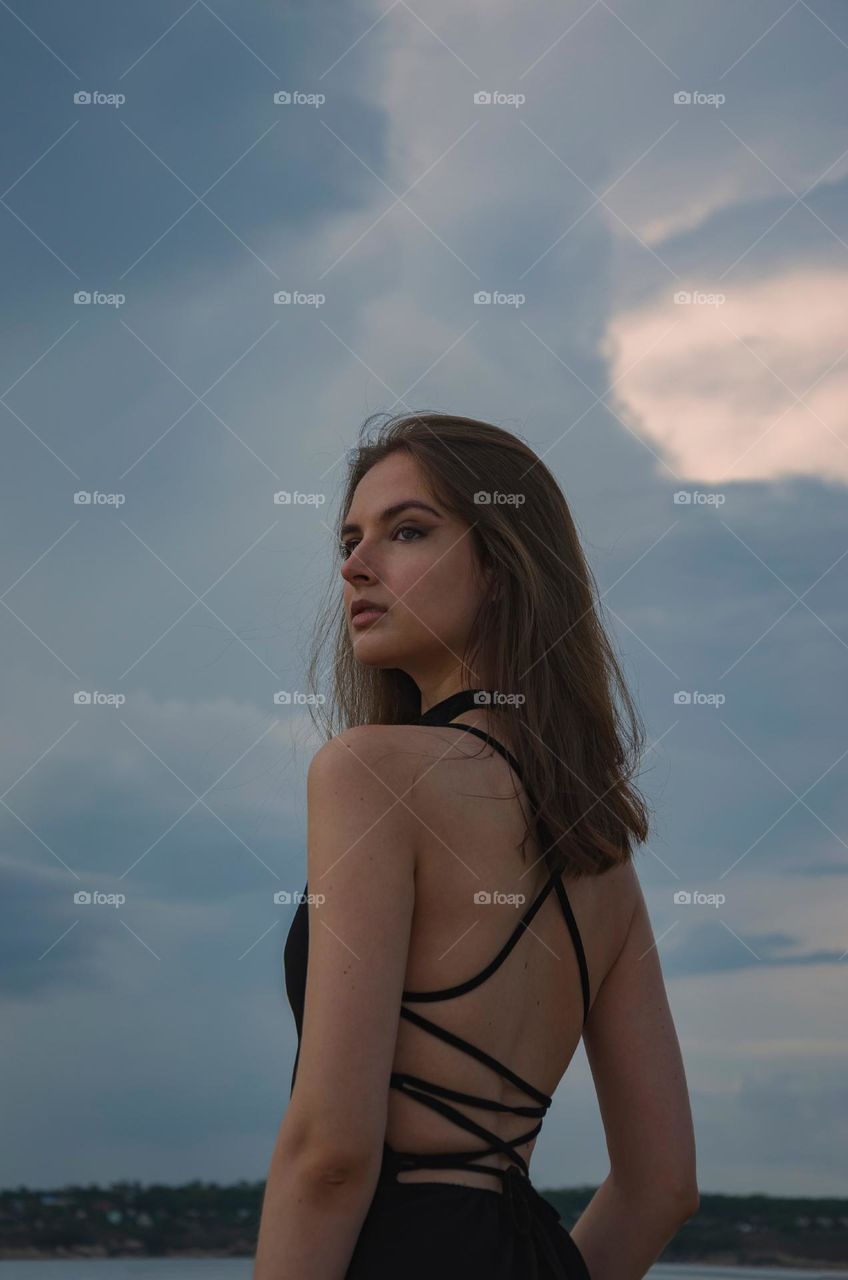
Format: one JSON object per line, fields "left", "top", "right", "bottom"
{"left": 601, "top": 267, "right": 848, "bottom": 485}
{"left": 662, "top": 919, "right": 847, "bottom": 977}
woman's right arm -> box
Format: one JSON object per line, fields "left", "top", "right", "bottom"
{"left": 572, "top": 864, "right": 699, "bottom": 1280}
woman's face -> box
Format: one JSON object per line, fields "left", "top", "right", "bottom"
{"left": 340, "top": 451, "right": 489, "bottom": 681}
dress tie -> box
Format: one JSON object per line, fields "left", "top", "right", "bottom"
{"left": 501, "top": 1164, "right": 590, "bottom": 1280}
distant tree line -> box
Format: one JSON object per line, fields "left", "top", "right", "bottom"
{"left": 1, "top": 1181, "right": 847, "bottom": 1266}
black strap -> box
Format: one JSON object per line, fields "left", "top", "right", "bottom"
{"left": 417, "top": 687, "right": 495, "bottom": 725}
{"left": 401, "top": 864, "right": 564, "bottom": 1003}
{"left": 398, "top": 1005, "right": 552, "bottom": 1106}
{"left": 437, "top": 720, "right": 525, "bottom": 777}
{"left": 414, "top": 694, "right": 593, "bottom": 1024}
{"left": 554, "top": 877, "right": 591, "bottom": 1024}
{"left": 390, "top": 1070, "right": 547, "bottom": 1117}
{"left": 389, "top": 1076, "right": 541, "bottom": 1175}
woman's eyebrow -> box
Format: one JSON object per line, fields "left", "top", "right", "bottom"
{"left": 340, "top": 500, "right": 443, "bottom": 537}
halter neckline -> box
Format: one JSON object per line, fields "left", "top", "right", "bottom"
{"left": 417, "top": 687, "right": 495, "bottom": 726}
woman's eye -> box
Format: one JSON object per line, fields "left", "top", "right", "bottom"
{"left": 394, "top": 524, "right": 424, "bottom": 544}
{"left": 339, "top": 526, "right": 425, "bottom": 559}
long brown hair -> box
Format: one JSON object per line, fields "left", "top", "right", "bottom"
{"left": 306, "top": 411, "right": 649, "bottom": 877}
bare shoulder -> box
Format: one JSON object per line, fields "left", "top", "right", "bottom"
{"left": 307, "top": 723, "right": 441, "bottom": 822}
{"left": 308, "top": 722, "right": 435, "bottom": 779}
{"left": 570, "top": 856, "right": 644, "bottom": 982}
{"left": 590, "top": 856, "right": 642, "bottom": 916}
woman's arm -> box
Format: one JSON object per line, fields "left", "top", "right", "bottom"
{"left": 253, "top": 1137, "right": 381, "bottom": 1280}
{"left": 573, "top": 864, "right": 699, "bottom": 1280}
{"left": 253, "top": 726, "right": 419, "bottom": 1280}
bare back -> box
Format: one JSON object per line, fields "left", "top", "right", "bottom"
{"left": 384, "top": 704, "right": 640, "bottom": 1192}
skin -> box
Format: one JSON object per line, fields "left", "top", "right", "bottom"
{"left": 252, "top": 451, "right": 699, "bottom": 1280}
{"left": 339, "top": 449, "right": 497, "bottom": 706}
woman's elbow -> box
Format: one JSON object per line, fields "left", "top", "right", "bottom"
{"left": 611, "top": 1166, "right": 700, "bottom": 1223}
{"left": 660, "top": 1174, "right": 700, "bottom": 1223}
{"left": 681, "top": 1183, "right": 700, "bottom": 1220}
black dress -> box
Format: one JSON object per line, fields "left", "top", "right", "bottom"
{"left": 283, "top": 688, "right": 593, "bottom": 1280}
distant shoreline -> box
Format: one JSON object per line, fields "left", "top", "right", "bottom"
{"left": 3, "top": 1249, "right": 848, "bottom": 1270}
{"left": 4, "top": 1184, "right": 847, "bottom": 1270}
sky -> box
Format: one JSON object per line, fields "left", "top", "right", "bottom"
{"left": 1, "top": 0, "right": 846, "bottom": 1199}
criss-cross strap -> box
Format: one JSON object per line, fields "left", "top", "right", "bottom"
{"left": 389, "top": 1076, "right": 542, "bottom": 1174}
{"left": 398, "top": 1004, "right": 553, "bottom": 1107}
{"left": 390, "top": 1070, "right": 547, "bottom": 1118}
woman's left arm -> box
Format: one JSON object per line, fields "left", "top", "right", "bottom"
{"left": 253, "top": 726, "right": 419, "bottom": 1280}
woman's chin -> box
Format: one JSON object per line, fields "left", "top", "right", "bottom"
{"left": 349, "top": 634, "right": 400, "bottom": 666}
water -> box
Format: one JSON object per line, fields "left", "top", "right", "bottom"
{"left": 0, "top": 1267, "right": 252, "bottom": 1280}
{"left": 0, "top": 1266, "right": 250, "bottom": 1280}
{"left": 1, "top": 1263, "right": 846, "bottom": 1279}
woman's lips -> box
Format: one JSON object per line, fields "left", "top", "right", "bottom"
{"left": 351, "top": 607, "right": 388, "bottom": 629}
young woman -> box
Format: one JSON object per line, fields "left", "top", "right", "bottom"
{"left": 253, "top": 413, "right": 698, "bottom": 1280}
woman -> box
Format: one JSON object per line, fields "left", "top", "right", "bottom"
{"left": 253, "top": 413, "right": 699, "bottom": 1280}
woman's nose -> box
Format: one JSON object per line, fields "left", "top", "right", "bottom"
{"left": 341, "top": 547, "right": 377, "bottom": 583}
